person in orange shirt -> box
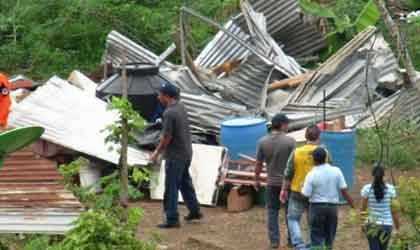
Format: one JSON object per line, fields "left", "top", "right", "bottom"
{"left": 0, "top": 74, "right": 11, "bottom": 131}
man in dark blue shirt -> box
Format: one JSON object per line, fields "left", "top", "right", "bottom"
{"left": 150, "top": 83, "right": 202, "bottom": 229}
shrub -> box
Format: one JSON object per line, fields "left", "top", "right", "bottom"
{"left": 356, "top": 121, "right": 420, "bottom": 169}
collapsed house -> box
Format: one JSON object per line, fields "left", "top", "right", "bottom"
{"left": 6, "top": 0, "right": 420, "bottom": 211}
{"left": 103, "top": 0, "right": 407, "bottom": 137}
{"left": 100, "top": 0, "right": 419, "bottom": 190}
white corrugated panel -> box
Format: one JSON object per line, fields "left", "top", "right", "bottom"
{"left": 9, "top": 76, "right": 149, "bottom": 166}
{"left": 0, "top": 213, "right": 79, "bottom": 234}
{"left": 151, "top": 144, "right": 225, "bottom": 206}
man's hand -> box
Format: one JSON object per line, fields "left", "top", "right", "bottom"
{"left": 149, "top": 151, "right": 159, "bottom": 164}
{"left": 280, "top": 188, "right": 288, "bottom": 203}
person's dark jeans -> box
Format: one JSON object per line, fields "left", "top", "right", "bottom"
{"left": 267, "top": 185, "right": 281, "bottom": 246}
{"left": 266, "top": 185, "right": 291, "bottom": 246}
{"left": 365, "top": 224, "right": 392, "bottom": 250}
{"left": 163, "top": 159, "right": 200, "bottom": 224}
{"left": 309, "top": 203, "right": 338, "bottom": 250}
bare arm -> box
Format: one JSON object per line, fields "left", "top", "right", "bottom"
{"left": 361, "top": 197, "right": 368, "bottom": 212}
{"left": 341, "top": 189, "right": 355, "bottom": 209}
{"left": 391, "top": 199, "right": 401, "bottom": 230}
{"left": 255, "top": 161, "right": 263, "bottom": 187}
{"left": 150, "top": 135, "right": 171, "bottom": 163}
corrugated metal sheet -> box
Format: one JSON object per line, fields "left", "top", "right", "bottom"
{"left": 289, "top": 27, "right": 401, "bottom": 107}
{"left": 9, "top": 75, "right": 38, "bottom": 90}
{"left": 180, "top": 92, "right": 248, "bottom": 134}
{"left": 195, "top": 0, "right": 326, "bottom": 68}
{"left": 194, "top": 20, "right": 251, "bottom": 68}
{"left": 281, "top": 105, "right": 365, "bottom": 130}
{"left": 9, "top": 76, "right": 149, "bottom": 166}
{"left": 358, "top": 88, "right": 420, "bottom": 128}
{"left": 241, "top": 0, "right": 326, "bottom": 58}
{"left": 203, "top": 56, "right": 272, "bottom": 108}
{"left": 160, "top": 67, "right": 207, "bottom": 95}
{"left": 0, "top": 148, "right": 83, "bottom": 234}
{"left": 241, "top": 0, "right": 303, "bottom": 77}
{"left": 104, "top": 30, "right": 174, "bottom": 68}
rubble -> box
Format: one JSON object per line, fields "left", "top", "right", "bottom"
{"left": 6, "top": 0, "right": 416, "bottom": 211}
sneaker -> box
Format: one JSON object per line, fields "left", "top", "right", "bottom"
{"left": 268, "top": 243, "right": 279, "bottom": 250}
{"left": 156, "top": 222, "right": 180, "bottom": 229}
{"left": 184, "top": 213, "right": 203, "bottom": 221}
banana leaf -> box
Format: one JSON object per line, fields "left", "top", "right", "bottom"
{"left": 0, "top": 126, "right": 44, "bottom": 168}
{"left": 354, "top": 0, "right": 380, "bottom": 32}
{"left": 298, "top": 0, "right": 336, "bottom": 18}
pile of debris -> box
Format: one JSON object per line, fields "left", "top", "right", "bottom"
{"left": 5, "top": 0, "right": 420, "bottom": 217}
{"left": 103, "top": 0, "right": 415, "bottom": 137}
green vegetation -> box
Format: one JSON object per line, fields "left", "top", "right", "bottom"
{"left": 391, "top": 177, "right": 420, "bottom": 250}
{"left": 1, "top": 0, "right": 419, "bottom": 79}
{"left": 356, "top": 121, "right": 420, "bottom": 169}
{"left": 299, "top": 0, "right": 380, "bottom": 57}
{"left": 0, "top": 0, "right": 238, "bottom": 80}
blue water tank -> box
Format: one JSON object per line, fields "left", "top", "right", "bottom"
{"left": 320, "top": 130, "right": 356, "bottom": 200}
{"left": 220, "top": 117, "right": 267, "bottom": 160}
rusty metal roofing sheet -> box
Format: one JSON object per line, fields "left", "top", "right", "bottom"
{"left": 0, "top": 148, "right": 83, "bottom": 234}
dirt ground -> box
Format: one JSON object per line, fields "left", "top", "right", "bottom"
{"left": 134, "top": 168, "right": 418, "bottom": 250}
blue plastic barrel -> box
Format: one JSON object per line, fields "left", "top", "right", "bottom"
{"left": 220, "top": 117, "right": 267, "bottom": 160}
{"left": 320, "top": 130, "right": 356, "bottom": 201}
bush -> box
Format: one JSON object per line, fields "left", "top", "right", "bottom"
{"left": 52, "top": 207, "right": 153, "bottom": 250}
{"left": 391, "top": 177, "right": 420, "bottom": 250}
{"left": 0, "top": 0, "right": 238, "bottom": 80}
{"left": 356, "top": 121, "right": 420, "bottom": 168}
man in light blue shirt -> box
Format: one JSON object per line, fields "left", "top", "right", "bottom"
{"left": 301, "top": 147, "right": 354, "bottom": 250}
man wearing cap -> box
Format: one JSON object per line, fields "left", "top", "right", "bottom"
{"left": 255, "top": 113, "right": 296, "bottom": 250}
{"left": 301, "top": 147, "right": 354, "bottom": 250}
{"left": 150, "top": 83, "right": 202, "bottom": 229}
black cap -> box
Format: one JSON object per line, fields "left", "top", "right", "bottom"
{"left": 311, "top": 147, "right": 327, "bottom": 163}
{"left": 159, "top": 83, "right": 178, "bottom": 98}
{"left": 271, "top": 113, "right": 289, "bottom": 127}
